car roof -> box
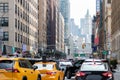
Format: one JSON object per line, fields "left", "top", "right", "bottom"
{"left": 34, "top": 61, "right": 57, "bottom": 64}
{"left": 0, "top": 57, "right": 26, "bottom": 61}
{"left": 85, "top": 58, "right": 102, "bottom": 62}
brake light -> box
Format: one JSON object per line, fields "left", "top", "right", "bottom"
{"left": 76, "top": 72, "right": 85, "bottom": 77}
{"left": 5, "top": 68, "right": 19, "bottom": 73}
{"left": 46, "top": 71, "right": 56, "bottom": 75}
{"left": 102, "top": 72, "right": 112, "bottom": 77}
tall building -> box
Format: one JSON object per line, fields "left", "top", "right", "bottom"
{"left": 59, "top": 0, "right": 70, "bottom": 45}
{"left": 38, "top": 0, "right": 47, "bottom": 51}
{"left": 80, "top": 10, "right": 92, "bottom": 55}
{"left": 0, "top": 0, "right": 38, "bottom": 54}
{"left": 80, "top": 10, "right": 92, "bottom": 43}
{"left": 69, "top": 19, "right": 79, "bottom": 36}
{"left": 46, "top": 0, "right": 65, "bottom": 56}
{"left": 59, "top": 13, "right": 64, "bottom": 53}
{"left": 102, "top": 0, "right": 111, "bottom": 57}
{"left": 111, "top": 0, "right": 120, "bottom": 62}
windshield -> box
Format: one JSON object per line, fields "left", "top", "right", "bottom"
{"left": 80, "top": 62, "right": 108, "bottom": 71}
{"left": 34, "top": 64, "right": 54, "bottom": 70}
{"left": 0, "top": 60, "right": 14, "bottom": 69}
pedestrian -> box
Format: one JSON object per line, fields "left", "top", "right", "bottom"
{"left": 14, "top": 50, "right": 22, "bottom": 57}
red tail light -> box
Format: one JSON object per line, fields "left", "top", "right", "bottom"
{"left": 5, "top": 68, "right": 19, "bottom": 73}
{"left": 76, "top": 72, "right": 86, "bottom": 77}
{"left": 46, "top": 71, "right": 56, "bottom": 75}
{"left": 102, "top": 72, "right": 112, "bottom": 77}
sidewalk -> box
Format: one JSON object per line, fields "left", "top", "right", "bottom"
{"left": 115, "top": 64, "right": 120, "bottom": 72}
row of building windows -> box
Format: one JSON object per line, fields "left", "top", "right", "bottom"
{"left": 17, "top": 0, "right": 29, "bottom": 12}
{"left": 15, "top": 19, "right": 29, "bottom": 34}
{"left": 15, "top": 5, "right": 29, "bottom": 23}
{"left": 0, "top": 17, "right": 8, "bottom": 26}
{"left": 15, "top": 32, "right": 37, "bottom": 47}
{"left": 15, "top": 18, "right": 38, "bottom": 38}
{"left": 0, "top": 3, "right": 9, "bottom": 12}
{"left": 16, "top": 0, "right": 38, "bottom": 21}
{"left": 15, "top": 4, "right": 38, "bottom": 28}
{"left": 15, "top": 32, "right": 29, "bottom": 45}
{"left": 2, "top": 31, "right": 9, "bottom": 41}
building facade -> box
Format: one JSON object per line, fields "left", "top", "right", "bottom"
{"left": 80, "top": 10, "right": 92, "bottom": 55}
{"left": 0, "top": 0, "right": 38, "bottom": 54}
{"left": 59, "top": 0, "right": 70, "bottom": 46}
{"left": 38, "top": 0, "right": 47, "bottom": 52}
{"left": 111, "top": 0, "right": 120, "bottom": 62}
{"left": 102, "top": 0, "right": 112, "bottom": 58}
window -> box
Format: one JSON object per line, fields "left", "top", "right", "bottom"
{"left": 3, "top": 31, "right": 9, "bottom": 41}
{"left": 18, "top": 20, "right": 20, "bottom": 29}
{"left": 19, "top": 60, "right": 32, "bottom": 69}
{"left": 15, "top": 32, "right": 17, "bottom": 42}
{"left": 0, "top": 3, "right": 9, "bottom": 12}
{"left": 18, "top": 34, "right": 20, "bottom": 42}
{"left": 15, "top": 5, "right": 17, "bottom": 14}
{"left": 0, "top": 60, "right": 14, "bottom": 69}
{"left": 0, "top": 17, "right": 8, "bottom": 26}
{"left": 34, "top": 64, "right": 54, "bottom": 70}
{"left": 15, "top": 19, "right": 17, "bottom": 28}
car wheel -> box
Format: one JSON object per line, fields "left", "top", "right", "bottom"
{"left": 37, "top": 75, "right": 41, "bottom": 80}
{"left": 66, "top": 70, "right": 71, "bottom": 79}
{"left": 58, "top": 77, "right": 60, "bottom": 80}
{"left": 22, "top": 76, "right": 27, "bottom": 80}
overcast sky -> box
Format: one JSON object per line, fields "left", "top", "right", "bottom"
{"left": 70, "top": 0, "right": 96, "bottom": 26}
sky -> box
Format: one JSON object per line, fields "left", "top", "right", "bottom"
{"left": 70, "top": 0, "right": 96, "bottom": 26}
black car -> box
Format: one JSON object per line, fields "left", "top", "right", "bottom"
{"left": 65, "top": 59, "right": 85, "bottom": 79}
{"left": 75, "top": 61, "right": 114, "bottom": 80}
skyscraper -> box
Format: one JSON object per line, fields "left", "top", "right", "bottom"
{"left": 80, "top": 10, "right": 92, "bottom": 43}
{"left": 59, "top": 0, "right": 70, "bottom": 45}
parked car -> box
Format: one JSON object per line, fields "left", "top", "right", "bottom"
{"left": 75, "top": 61, "right": 114, "bottom": 80}
{"left": 33, "top": 60, "right": 65, "bottom": 80}
{"left": 65, "top": 59, "right": 85, "bottom": 79}
{"left": 0, "top": 57, "right": 41, "bottom": 80}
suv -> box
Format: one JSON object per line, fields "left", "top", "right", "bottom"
{"left": 0, "top": 57, "right": 41, "bottom": 80}
{"left": 65, "top": 59, "right": 85, "bottom": 79}
{"left": 75, "top": 61, "right": 114, "bottom": 80}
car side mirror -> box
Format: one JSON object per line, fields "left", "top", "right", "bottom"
{"left": 33, "top": 65, "right": 38, "bottom": 70}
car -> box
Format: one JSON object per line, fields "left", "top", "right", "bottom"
{"left": 75, "top": 61, "right": 114, "bottom": 80}
{"left": 33, "top": 60, "right": 65, "bottom": 80}
{"left": 65, "top": 59, "right": 85, "bottom": 79}
{"left": 0, "top": 57, "right": 41, "bottom": 80}
{"left": 59, "top": 61, "right": 72, "bottom": 73}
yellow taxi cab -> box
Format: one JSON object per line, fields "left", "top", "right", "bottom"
{"left": 0, "top": 57, "right": 41, "bottom": 80}
{"left": 33, "top": 61, "right": 65, "bottom": 80}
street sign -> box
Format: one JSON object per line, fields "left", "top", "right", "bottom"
{"left": 80, "top": 54, "right": 85, "bottom": 57}
{"left": 74, "top": 53, "right": 79, "bottom": 57}
{"left": 102, "top": 50, "right": 108, "bottom": 55}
